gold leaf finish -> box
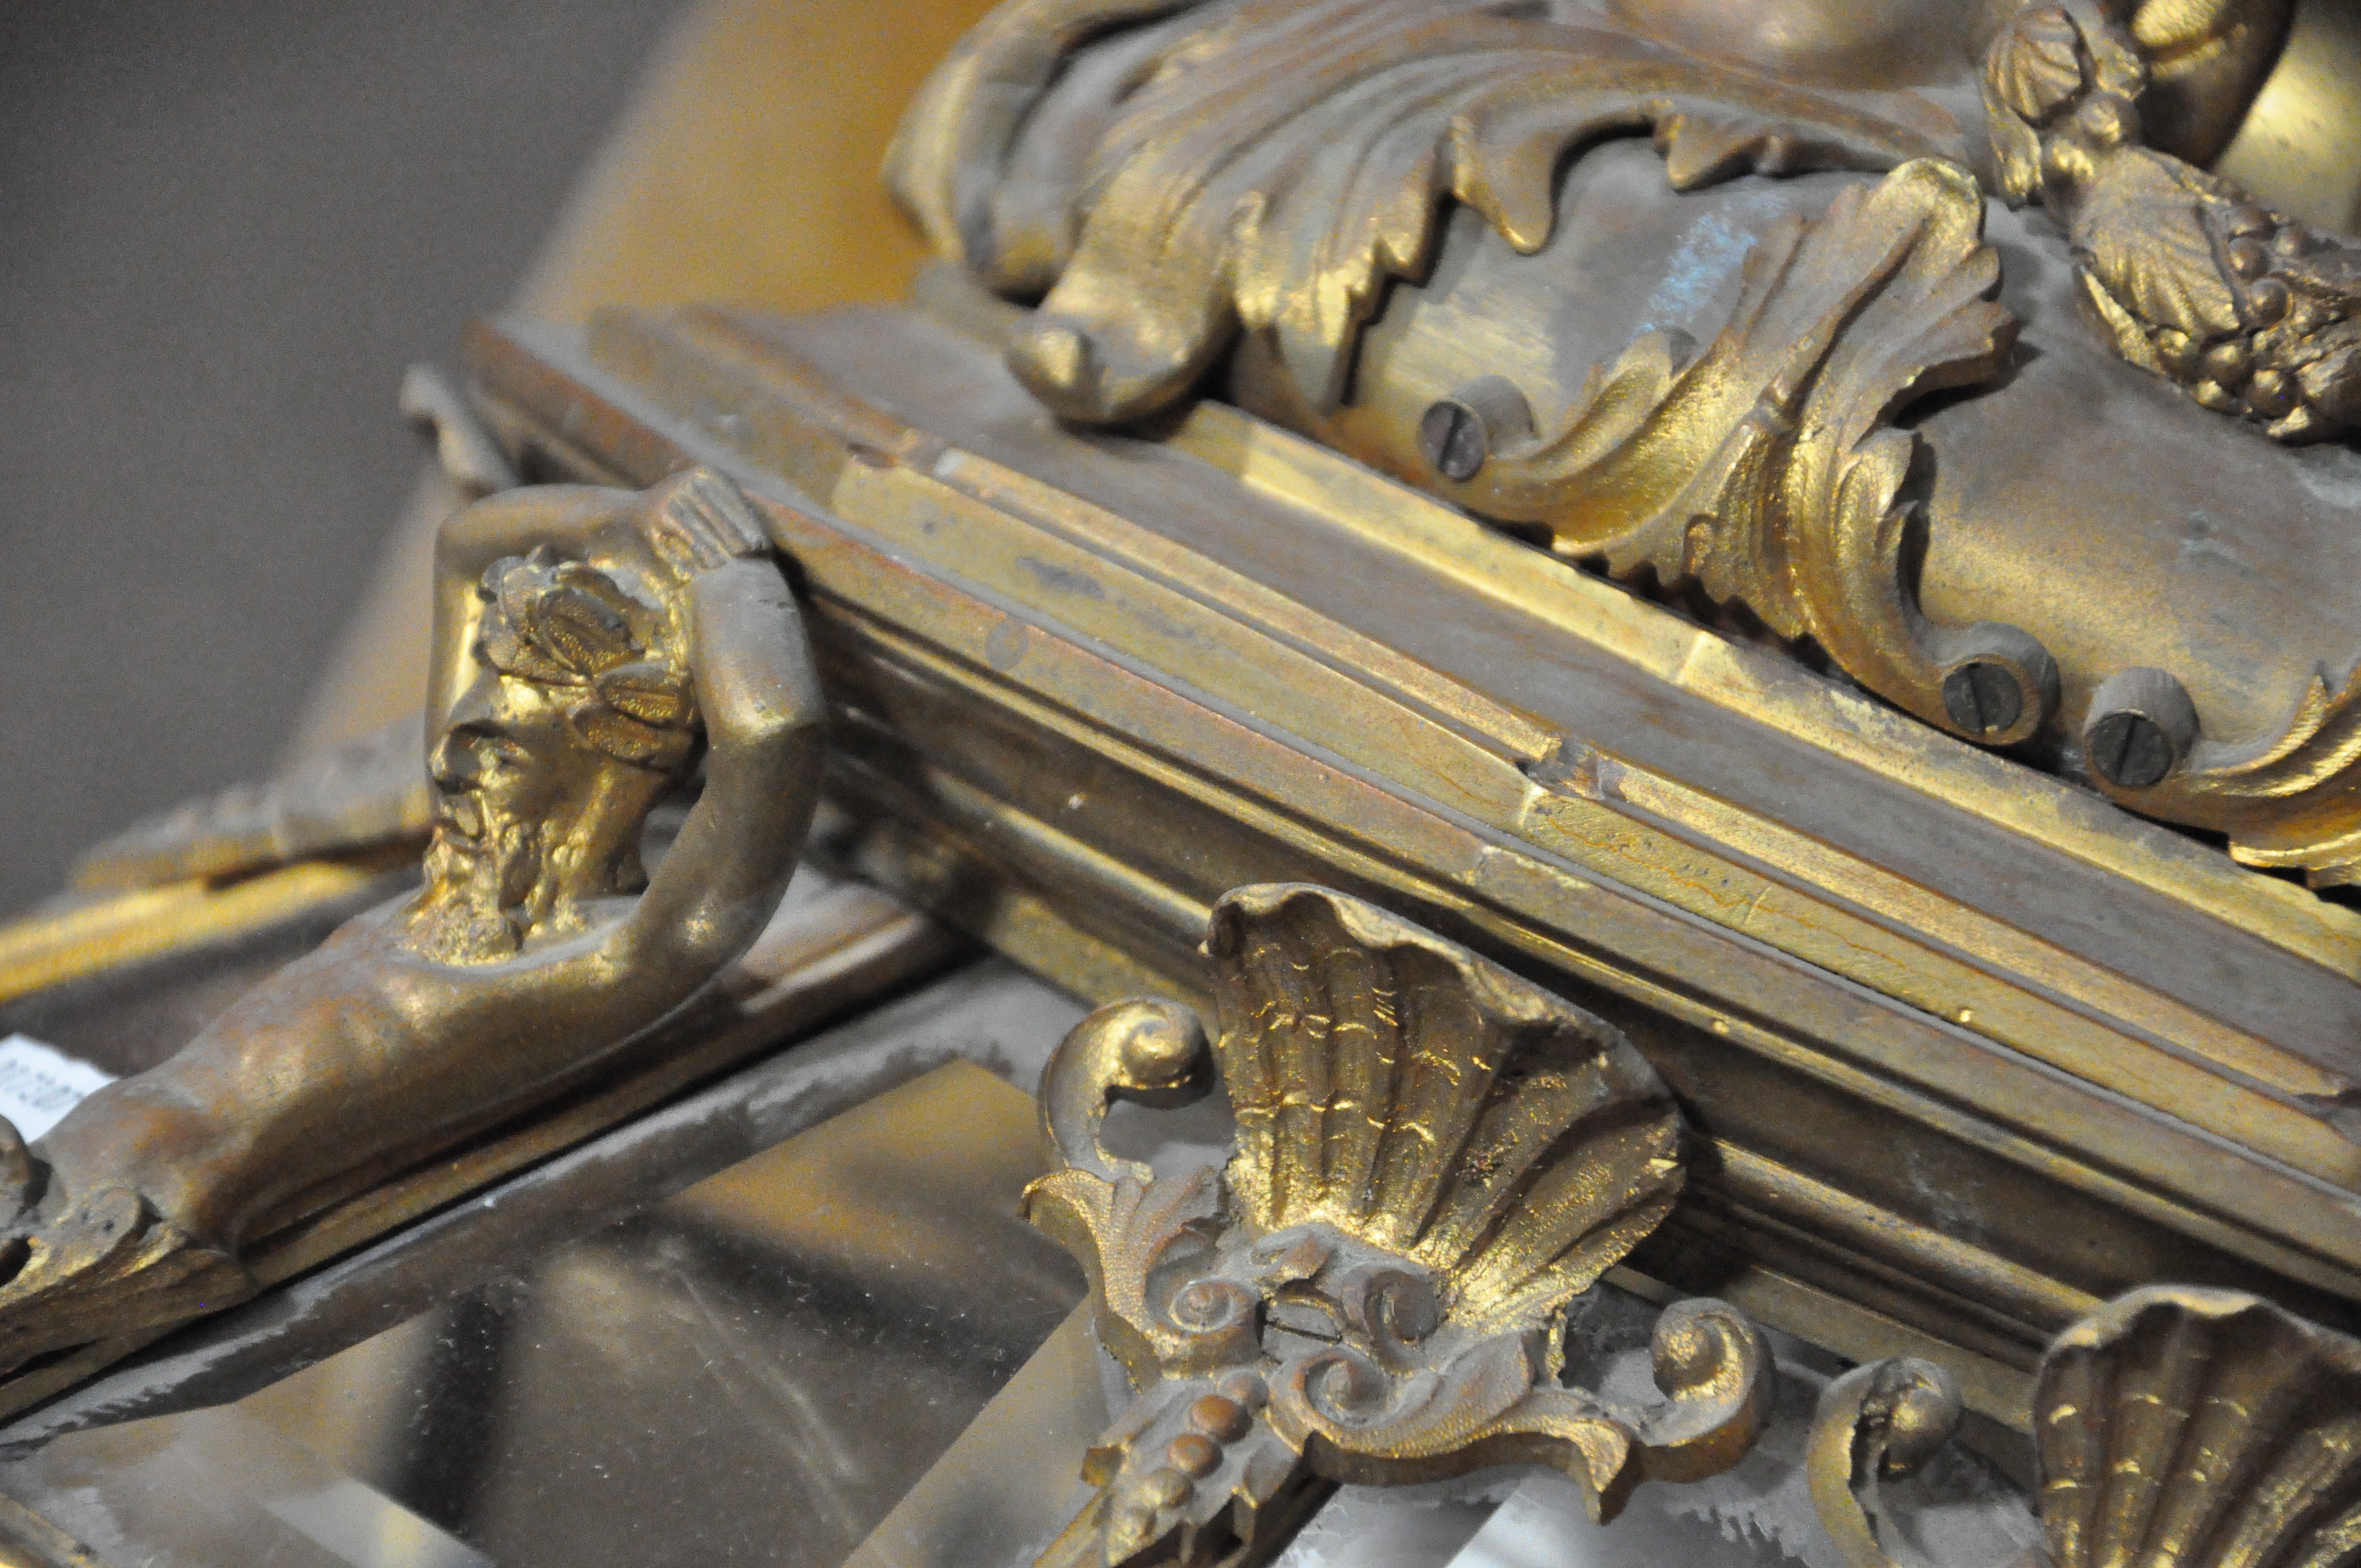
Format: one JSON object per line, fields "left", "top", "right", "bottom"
{"left": 1023, "top": 883, "right": 1770, "bottom": 1568}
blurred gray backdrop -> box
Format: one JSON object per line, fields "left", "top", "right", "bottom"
{"left": 0, "top": 1, "right": 683, "bottom": 916}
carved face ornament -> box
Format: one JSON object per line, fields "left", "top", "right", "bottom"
{"left": 418, "top": 549, "right": 699, "bottom": 957}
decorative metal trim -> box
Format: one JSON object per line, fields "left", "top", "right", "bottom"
{"left": 1810, "top": 1286, "right": 2361, "bottom": 1568}
{"left": 1024, "top": 883, "right": 1770, "bottom": 1567}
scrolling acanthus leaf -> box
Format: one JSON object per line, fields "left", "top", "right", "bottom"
{"left": 890, "top": 0, "right": 2060, "bottom": 750}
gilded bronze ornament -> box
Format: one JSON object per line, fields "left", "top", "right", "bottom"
{"left": 1024, "top": 883, "right": 1770, "bottom": 1567}
{"left": 889, "top": 0, "right": 2361, "bottom": 887}
{"left": 10, "top": 0, "right": 2361, "bottom": 1550}
{"left": 1810, "top": 1286, "right": 2361, "bottom": 1568}
{"left": 463, "top": 286, "right": 2361, "bottom": 1430}
{"left": 890, "top": 0, "right": 2061, "bottom": 748}
{"left": 0, "top": 467, "right": 824, "bottom": 1373}
{"left": 1984, "top": 2, "right": 2361, "bottom": 445}
{"left": 1435, "top": 156, "right": 2054, "bottom": 747}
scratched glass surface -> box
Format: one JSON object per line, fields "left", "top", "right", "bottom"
{"left": 0, "top": 1052, "right": 1086, "bottom": 1566}
{"left": 0, "top": 966, "right": 2041, "bottom": 1568}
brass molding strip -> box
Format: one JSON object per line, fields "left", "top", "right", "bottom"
{"left": 1708, "top": 1142, "right": 2103, "bottom": 1335}
{"left": 839, "top": 451, "right": 2354, "bottom": 1150}
{"left": 834, "top": 760, "right": 2058, "bottom": 1432}
{"left": 554, "top": 306, "right": 2361, "bottom": 1184}
{"left": 1167, "top": 405, "right": 2361, "bottom": 982}
{"left": 810, "top": 700, "right": 2327, "bottom": 1380}
{"left": 667, "top": 307, "right": 2361, "bottom": 1109}
{"left": 0, "top": 862, "right": 387, "bottom": 1007}
{"left": 465, "top": 313, "right": 2361, "bottom": 1337}
{"left": 814, "top": 548, "right": 2361, "bottom": 1300}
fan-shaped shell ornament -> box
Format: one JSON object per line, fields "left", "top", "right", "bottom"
{"left": 2042, "top": 1288, "right": 2361, "bottom": 1568}
{"left": 1023, "top": 883, "right": 1771, "bottom": 1568}
{"left": 1808, "top": 1285, "right": 2361, "bottom": 1568}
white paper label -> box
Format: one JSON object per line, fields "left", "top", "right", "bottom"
{"left": 0, "top": 1033, "right": 113, "bottom": 1141}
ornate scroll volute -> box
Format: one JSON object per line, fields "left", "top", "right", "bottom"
{"left": 2075, "top": 663, "right": 2361, "bottom": 890}
{"left": 888, "top": 0, "right": 2061, "bottom": 751}
{"left": 1021, "top": 884, "right": 1772, "bottom": 1568}
{"left": 1809, "top": 1285, "right": 2361, "bottom": 1568}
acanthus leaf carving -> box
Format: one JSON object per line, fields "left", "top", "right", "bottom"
{"left": 891, "top": 0, "right": 1950, "bottom": 425}
{"left": 1468, "top": 159, "right": 2055, "bottom": 745}
{"left": 891, "top": 0, "right": 2058, "bottom": 750}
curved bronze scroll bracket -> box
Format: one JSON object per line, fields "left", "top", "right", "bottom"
{"left": 0, "top": 466, "right": 825, "bottom": 1374}
{"left": 1808, "top": 1355, "right": 1977, "bottom": 1568}
{"left": 1809, "top": 1285, "right": 2361, "bottom": 1568}
{"left": 1040, "top": 997, "right": 1214, "bottom": 1185}
{"left": 2080, "top": 661, "right": 2361, "bottom": 889}
{"left": 1024, "top": 883, "right": 1771, "bottom": 1568}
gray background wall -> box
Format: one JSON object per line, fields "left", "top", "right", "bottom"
{"left": 0, "top": 2, "right": 683, "bottom": 916}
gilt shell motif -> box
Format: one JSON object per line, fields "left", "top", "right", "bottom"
{"left": 1022, "top": 884, "right": 1770, "bottom": 1568}
{"left": 2039, "top": 1288, "right": 2361, "bottom": 1568}
{"left": 1810, "top": 1286, "right": 2361, "bottom": 1568}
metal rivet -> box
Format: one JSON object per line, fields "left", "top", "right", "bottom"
{"left": 1418, "top": 375, "right": 1535, "bottom": 482}
{"left": 2086, "top": 683, "right": 2191, "bottom": 788}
